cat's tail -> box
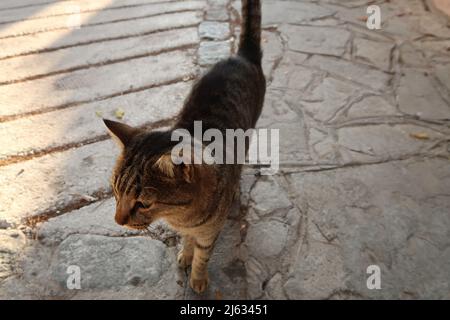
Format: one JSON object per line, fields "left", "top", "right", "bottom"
{"left": 237, "top": 0, "right": 262, "bottom": 65}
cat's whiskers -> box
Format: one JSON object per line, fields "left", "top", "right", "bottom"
{"left": 145, "top": 226, "right": 156, "bottom": 238}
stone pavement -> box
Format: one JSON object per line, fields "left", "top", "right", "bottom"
{"left": 0, "top": 0, "right": 449, "bottom": 299}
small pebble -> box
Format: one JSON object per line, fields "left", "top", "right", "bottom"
{"left": 0, "top": 219, "right": 12, "bottom": 229}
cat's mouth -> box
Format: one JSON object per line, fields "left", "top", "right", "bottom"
{"left": 124, "top": 223, "right": 150, "bottom": 230}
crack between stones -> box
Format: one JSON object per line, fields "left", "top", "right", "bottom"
{"left": 0, "top": 43, "right": 198, "bottom": 86}
{"left": 23, "top": 189, "right": 113, "bottom": 229}
{"left": 279, "top": 174, "right": 310, "bottom": 281}
{"left": 300, "top": 55, "right": 394, "bottom": 94}
{"left": 41, "top": 230, "right": 179, "bottom": 245}
{"left": 325, "top": 289, "right": 364, "bottom": 300}
{"left": 330, "top": 116, "right": 450, "bottom": 132}
{"left": 0, "top": 0, "right": 185, "bottom": 25}
{"left": 0, "top": 9, "right": 202, "bottom": 40}
{"left": 0, "top": 22, "right": 200, "bottom": 61}
{"left": 278, "top": 154, "right": 449, "bottom": 174}
{"left": 0, "top": 0, "right": 72, "bottom": 12}
{"left": 267, "top": 28, "right": 287, "bottom": 84}
{"left": 0, "top": 116, "right": 177, "bottom": 167}
{"left": 0, "top": 76, "right": 190, "bottom": 123}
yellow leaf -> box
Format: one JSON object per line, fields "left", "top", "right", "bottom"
{"left": 409, "top": 132, "right": 429, "bottom": 140}
{"left": 115, "top": 108, "right": 125, "bottom": 120}
{"left": 95, "top": 110, "right": 103, "bottom": 117}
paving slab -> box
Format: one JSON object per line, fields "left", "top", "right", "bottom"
{"left": 0, "top": 11, "right": 202, "bottom": 59}
{"left": 0, "top": 50, "right": 196, "bottom": 118}
{"left": 0, "top": 0, "right": 182, "bottom": 24}
{"left": 353, "top": 37, "right": 394, "bottom": 71}
{"left": 300, "top": 77, "right": 363, "bottom": 123}
{"left": 279, "top": 24, "right": 351, "bottom": 57}
{"left": 0, "top": 27, "right": 199, "bottom": 84}
{"left": 36, "top": 198, "right": 139, "bottom": 245}
{"left": 283, "top": 159, "right": 450, "bottom": 299}
{"left": 398, "top": 69, "right": 450, "bottom": 120}
{"left": 0, "top": 1, "right": 204, "bottom": 38}
{"left": 0, "top": 81, "right": 190, "bottom": 159}
{"left": 306, "top": 55, "right": 392, "bottom": 92}
{"left": 0, "top": 139, "right": 116, "bottom": 223}
{"left": 198, "top": 40, "right": 231, "bottom": 66}
{"left": 0, "top": 229, "right": 27, "bottom": 280}
{"left": 3, "top": 233, "right": 183, "bottom": 299}
{"left": 337, "top": 124, "right": 447, "bottom": 163}
{"left": 199, "top": 21, "right": 229, "bottom": 40}
{"left": 50, "top": 234, "right": 173, "bottom": 289}
{"left": 0, "top": 0, "right": 59, "bottom": 10}
{"left": 340, "top": 95, "right": 401, "bottom": 121}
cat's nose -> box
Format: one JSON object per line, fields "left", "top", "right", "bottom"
{"left": 115, "top": 199, "right": 132, "bottom": 225}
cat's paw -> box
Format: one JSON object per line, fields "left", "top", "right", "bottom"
{"left": 177, "top": 250, "right": 193, "bottom": 269}
{"left": 190, "top": 276, "right": 209, "bottom": 294}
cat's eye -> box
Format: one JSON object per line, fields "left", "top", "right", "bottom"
{"left": 134, "top": 200, "right": 153, "bottom": 212}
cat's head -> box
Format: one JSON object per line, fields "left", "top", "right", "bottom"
{"left": 103, "top": 119, "right": 201, "bottom": 230}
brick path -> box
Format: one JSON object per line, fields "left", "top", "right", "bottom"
{"left": 0, "top": 0, "right": 449, "bottom": 299}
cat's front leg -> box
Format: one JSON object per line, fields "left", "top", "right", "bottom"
{"left": 177, "top": 234, "right": 194, "bottom": 268}
{"left": 189, "top": 234, "right": 217, "bottom": 294}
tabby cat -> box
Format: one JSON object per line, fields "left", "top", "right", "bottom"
{"left": 103, "top": 0, "right": 265, "bottom": 294}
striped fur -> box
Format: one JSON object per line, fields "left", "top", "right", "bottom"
{"left": 103, "top": 0, "right": 265, "bottom": 294}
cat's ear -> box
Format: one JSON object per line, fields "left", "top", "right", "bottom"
{"left": 182, "top": 163, "right": 194, "bottom": 183}
{"left": 103, "top": 119, "right": 139, "bottom": 148}
{"left": 154, "top": 154, "right": 176, "bottom": 178}
{"left": 154, "top": 154, "right": 194, "bottom": 183}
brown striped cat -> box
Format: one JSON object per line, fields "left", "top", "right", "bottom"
{"left": 103, "top": 0, "right": 265, "bottom": 294}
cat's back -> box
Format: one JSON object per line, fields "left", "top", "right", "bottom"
{"left": 177, "top": 0, "right": 265, "bottom": 132}
{"left": 177, "top": 56, "right": 265, "bottom": 132}
{"left": 194, "top": 56, "right": 264, "bottom": 101}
